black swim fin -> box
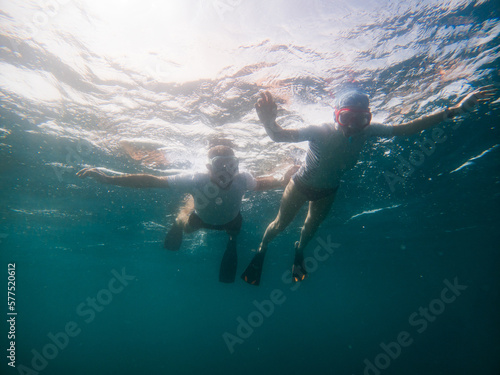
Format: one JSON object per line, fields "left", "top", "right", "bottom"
{"left": 292, "top": 242, "right": 307, "bottom": 282}
{"left": 241, "top": 251, "right": 266, "bottom": 286}
{"left": 219, "top": 238, "right": 238, "bottom": 283}
{"left": 164, "top": 223, "right": 183, "bottom": 251}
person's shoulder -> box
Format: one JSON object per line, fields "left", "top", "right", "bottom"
{"left": 298, "top": 123, "right": 335, "bottom": 141}
{"left": 237, "top": 170, "right": 253, "bottom": 178}
{"left": 193, "top": 171, "right": 210, "bottom": 178}
{"left": 236, "top": 171, "right": 257, "bottom": 190}
{"left": 168, "top": 171, "right": 209, "bottom": 187}
{"left": 310, "top": 122, "right": 335, "bottom": 132}
{"left": 318, "top": 122, "right": 337, "bottom": 132}
{"left": 236, "top": 171, "right": 256, "bottom": 183}
{"left": 170, "top": 171, "right": 205, "bottom": 180}
{"left": 191, "top": 172, "right": 211, "bottom": 184}
{"left": 365, "top": 122, "right": 394, "bottom": 138}
{"left": 318, "top": 123, "right": 340, "bottom": 140}
{"left": 369, "top": 121, "right": 389, "bottom": 127}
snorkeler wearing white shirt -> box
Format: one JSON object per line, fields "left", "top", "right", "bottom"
{"left": 78, "top": 145, "right": 297, "bottom": 283}
{"left": 241, "top": 85, "right": 497, "bottom": 286}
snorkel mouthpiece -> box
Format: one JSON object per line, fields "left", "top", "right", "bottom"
{"left": 210, "top": 156, "right": 239, "bottom": 188}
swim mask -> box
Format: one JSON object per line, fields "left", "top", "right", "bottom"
{"left": 335, "top": 108, "right": 372, "bottom": 129}
{"left": 334, "top": 90, "right": 371, "bottom": 131}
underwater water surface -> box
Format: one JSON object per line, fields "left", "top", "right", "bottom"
{"left": 1, "top": 0, "right": 500, "bottom": 374}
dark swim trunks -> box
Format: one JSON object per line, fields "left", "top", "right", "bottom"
{"left": 292, "top": 176, "right": 338, "bottom": 202}
{"left": 188, "top": 211, "right": 243, "bottom": 233}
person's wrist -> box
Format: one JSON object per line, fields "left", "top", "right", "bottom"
{"left": 263, "top": 118, "right": 277, "bottom": 127}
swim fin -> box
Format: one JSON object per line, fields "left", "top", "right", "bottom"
{"left": 219, "top": 238, "right": 237, "bottom": 283}
{"left": 241, "top": 251, "right": 266, "bottom": 286}
{"left": 164, "top": 223, "right": 183, "bottom": 251}
{"left": 292, "top": 242, "right": 307, "bottom": 282}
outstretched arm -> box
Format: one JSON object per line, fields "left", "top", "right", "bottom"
{"left": 392, "top": 85, "right": 497, "bottom": 137}
{"left": 76, "top": 168, "right": 169, "bottom": 188}
{"left": 254, "top": 165, "right": 300, "bottom": 191}
{"left": 256, "top": 91, "right": 301, "bottom": 142}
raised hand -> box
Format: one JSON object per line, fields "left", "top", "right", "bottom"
{"left": 255, "top": 91, "right": 278, "bottom": 125}
{"left": 454, "top": 85, "right": 498, "bottom": 113}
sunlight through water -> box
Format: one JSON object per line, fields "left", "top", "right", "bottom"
{"left": 1, "top": 1, "right": 500, "bottom": 374}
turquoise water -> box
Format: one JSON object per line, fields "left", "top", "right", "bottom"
{"left": 1, "top": 1, "right": 500, "bottom": 374}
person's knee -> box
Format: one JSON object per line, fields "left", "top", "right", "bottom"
{"left": 272, "top": 218, "right": 289, "bottom": 232}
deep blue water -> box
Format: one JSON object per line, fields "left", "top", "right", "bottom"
{"left": 2, "top": 0, "right": 500, "bottom": 374}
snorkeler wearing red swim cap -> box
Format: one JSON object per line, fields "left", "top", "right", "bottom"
{"left": 241, "top": 85, "right": 497, "bottom": 286}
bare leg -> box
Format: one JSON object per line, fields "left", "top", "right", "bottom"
{"left": 241, "top": 181, "right": 307, "bottom": 285}
{"left": 292, "top": 192, "right": 336, "bottom": 281}
{"left": 176, "top": 195, "right": 196, "bottom": 232}
{"left": 298, "top": 192, "right": 337, "bottom": 251}
{"left": 259, "top": 180, "right": 308, "bottom": 252}
{"left": 164, "top": 195, "right": 197, "bottom": 250}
